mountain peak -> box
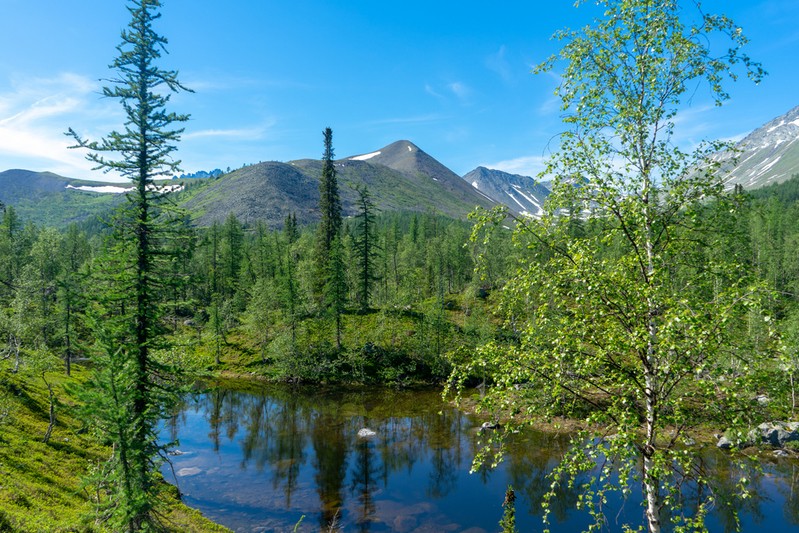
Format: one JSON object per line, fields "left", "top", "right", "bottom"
{"left": 346, "top": 140, "right": 419, "bottom": 162}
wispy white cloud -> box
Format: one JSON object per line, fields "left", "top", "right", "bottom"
{"left": 365, "top": 114, "right": 443, "bottom": 126}
{"left": 536, "top": 71, "right": 563, "bottom": 116}
{"left": 485, "top": 155, "right": 548, "bottom": 177}
{"left": 425, "top": 83, "right": 443, "bottom": 99}
{"left": 0, "top": 72, "right": 126, "bottom": 180}
{"left": 183, "top": 123, "right": 274, "bottom": 140}
{"left": 485, "top": 45, "right": 512, "bottom": 83}
{"left": 716, "top": 132, "right": 748, "bottom": 144}
{"left": 668, "top": 103, "right": 741, "bottom": 150}
{"left": 425, "top": 81, "right": 473, "bottom": 105}
{"left": 182, "top": 76, "right": 312, "bottom": 93}
{"left": 447, "top": 81, "right": 472, "bottom": 103}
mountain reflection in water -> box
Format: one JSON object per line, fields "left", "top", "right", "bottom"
{"left": 160, "top": 383, "right": 799, "bottom": 532}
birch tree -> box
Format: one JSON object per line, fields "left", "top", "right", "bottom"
{"left": 452, "top": 1, "right": 769, "bottom": 531}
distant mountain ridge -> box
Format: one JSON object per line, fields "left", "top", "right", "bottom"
{"left": 7, "top": 104, "right": 799, "bottom": 229}
{"left": 185, "top": 140, "right": 496, "bottom": 228}
{"left": 3, "top": 141, "right": 499, "bottom": 228}
{"left": 720, "top": 105, "right": 799, "bottom": 189}
{"left": 462, "top": 166, "right": 550, "bottom": 217}
{"left": 0, "top": 169, "right": 125, "bottom": 226}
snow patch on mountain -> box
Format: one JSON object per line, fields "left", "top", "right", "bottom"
{"left": 720, "top": 105, "right": 799, "bottom": 190}
{"left": 463, "top": 166, "right": 550, "bottom": 216}
{"left": 65, "top": 183, "right": 185, "bottom": 195}
{"left": 66, "top": 185, "right": 132, "bottom": 194}
{"left": 350, "top": 150, "right": 381, "bottom": 161}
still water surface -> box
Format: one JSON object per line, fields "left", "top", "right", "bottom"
{"left": 160, "top": 383, "right": 799, "bottom": 532}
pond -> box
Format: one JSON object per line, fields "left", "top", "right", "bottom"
{"left": 160, "top": 383, "right": 799, "bottom": 532}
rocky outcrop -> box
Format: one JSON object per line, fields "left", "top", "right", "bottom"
{"left": 717, "top": 421, "right": 799, "bottom": 449}
{"left": 755, "top": 422, "right": 799, "bottom": 447}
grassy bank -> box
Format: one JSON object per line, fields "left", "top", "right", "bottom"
{"left": 0, "top": 367, "right": 229, "bottom": 533}
{"left": 183, "top": 295, "right": 493, "bottom": 385}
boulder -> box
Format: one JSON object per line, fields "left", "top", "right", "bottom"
{"left": 357, "top": 428, "right": 377, "bottom": 439}
{"left": 392, "top": 514, "right": 417, "bottom": 533}
{"left": 717, "top": 436, "right": 733, "bottom": 449}
{"left": 718, "top": 422, "right": 799, "bottom": 450}
{"left": 756, "top": 422, "right": 799, "bottom": 447}
{"left": 478, "top": 421, "right": 500, "bottom": 434}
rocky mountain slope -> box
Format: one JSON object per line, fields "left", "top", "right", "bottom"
{"left": 1, "top": 141, "right": 498, "bottom": 228}
{"left": 720, "top": 105, "right": 799, "bottom": 189}
{"left": 462, "top": 166, "right": 550, "bottom": 217}
{"left": 9, "top": 102, "right": 799, "bottom": 230}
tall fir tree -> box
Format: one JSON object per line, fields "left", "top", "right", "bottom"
{"left": 315, "top": 127, "right": 343, "bottom": 303}
{"left": 353, "top": 185, "right": 378, "bottom": 312}
{"left": 68, "top": 0, "right": 191, "bottom": 529}
{"left": 317, "top": 127, "right": 342, "bottom": 255}
{"left": 281, "top": 213, "right": 300, "bottom": 347}
{"left": 326, "top": 235, "right": 347, "bottom": 351}
{"left": 57, "top": 224, "right": 90, "bottom": 376}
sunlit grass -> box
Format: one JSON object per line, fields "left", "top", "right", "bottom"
{"left": 0, "top": 366, "right": 229, "bottom": 532}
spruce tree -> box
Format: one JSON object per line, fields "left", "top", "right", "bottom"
{"left": 326, "top": 235, "right": 347, "bottom": 350}
{"left": 68, "top": 0, "right": 191, "bottom": 529}
{"left": 314, "top": 127, "right": 343, "bottom": 303}
{"left": 317, "top": 127, "right": 342, "bottom": 255}
{"left": 353, "top": 185, "right": 378, "bottom": 312}
{"left": 314, "top": 128, "right": 346, "bottom": 347}
{"left": 57, "top": 224, "right": 89, "bottom": 376}
{"left": 281, "top": 213, "right": 300, "bottom": 347}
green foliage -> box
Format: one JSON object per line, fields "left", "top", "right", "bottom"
{"left": 67, "top": 0, "right": 193, "bottom": 529}
{"left": 499, "top": 485, "right": 518, "bottom": 533}
{"left": 784, "top": 440, "right": 799, "bottom": 452}
{"left": 451, "top": 1, "right": 770, "bottom": 532}
{"left": 352, "top": 185, "right": 379, "bottom": 311}
{"left": 0, "top": 368, "right": 229, "bottom": 532}
{"left": 749, "top": 173, "right": 799, "bottom": 204}
{"left": 317, "top": 127, "right": 343, "bottom": 257}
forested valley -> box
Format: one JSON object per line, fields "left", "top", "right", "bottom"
{"left": 1, "top": 177, "right": 798, "bottom": 388}
{"left": 2, "top": 170, "right": 799, "bottom": 529}
{"left": 4, "top": 0, "right": 799, "bottom": 531}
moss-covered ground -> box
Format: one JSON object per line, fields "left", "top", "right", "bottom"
{"left": 0, "top": 368, "right": 229, "bottom": 533}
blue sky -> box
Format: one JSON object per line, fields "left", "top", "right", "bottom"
{"left": 1, "top": 0, "right": 798, "bottom": 183}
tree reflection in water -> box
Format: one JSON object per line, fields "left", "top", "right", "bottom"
{"left": 312, "top": 406, "right": 348, "bottom": 530}
{"left": 163, "top": 384, "right": 799, "bottom": 533}
{"left": 351, "top": 421, "right": 381, "bottom": 532}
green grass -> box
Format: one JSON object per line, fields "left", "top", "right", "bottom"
{"left": 0, "top": 367, "right": 230, "bottom": 533}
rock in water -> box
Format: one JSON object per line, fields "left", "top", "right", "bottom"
{"left": 358, "top": 428, "right": 377, "bottom": 439}
{"left": 479, "top": 421, "right": 500, "bottom": 433}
